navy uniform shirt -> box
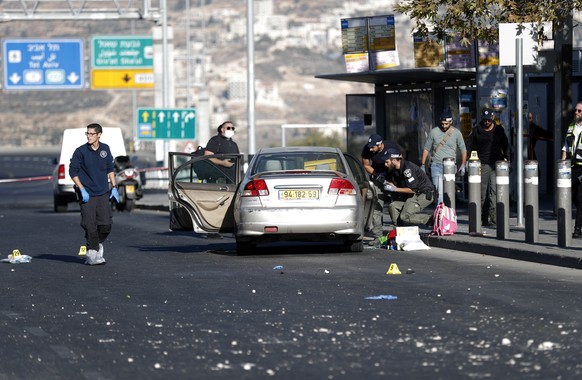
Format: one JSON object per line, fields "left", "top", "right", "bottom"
{"left": 396, "top": 160, "right": 434, "bottom": 195}
{"left": 69, "top": 142, "right": 115, "bottom": 196}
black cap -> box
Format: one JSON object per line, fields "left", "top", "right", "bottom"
{"left": 384, "top": 147, "right": 402, "bottom": 160}
{"left": 481, "top": 109, "right": 494, "bottom": 120}
{"left": 440, "top": 109, "right": 453, "bottom": 121}
{"left": 367, "top": 134, "right": 383, "bottom": 148}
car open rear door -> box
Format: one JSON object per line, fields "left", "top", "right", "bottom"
{"left": 169, "top": 152, "right": 243, "bottom": 233}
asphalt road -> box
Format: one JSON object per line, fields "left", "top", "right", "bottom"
{"left": 1, "top": 151, "right": 581, "bottom": 379}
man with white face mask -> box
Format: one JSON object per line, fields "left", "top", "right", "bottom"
{"left": 204, "top": 121, "right": 240, "bottom": 166}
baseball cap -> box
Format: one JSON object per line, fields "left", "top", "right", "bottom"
{"left": 481, "top": 109, "right": 494, "bottom": 120}
{"left": 440, "top": 109, "right": 453, "bottom": 121}
{"left": 367, "top": 134, "right": 383, "bottom": 148}
{"left": 384, "top": 147, "right": 402, "bottom": 160}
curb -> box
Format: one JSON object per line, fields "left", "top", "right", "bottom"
{"left": 422, "top": 234, "right": 582, "bottom": 270}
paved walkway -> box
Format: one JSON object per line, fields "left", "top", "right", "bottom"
{"left": 136, "top": 190, "right": 582, "bottom": 270}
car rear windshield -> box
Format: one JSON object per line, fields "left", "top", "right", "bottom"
{"left": 253, "top": 152, "right": 345, "bottom": 175}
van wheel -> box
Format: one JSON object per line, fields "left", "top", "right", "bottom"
{"left": 54, "top": 197, "right": 68, "bottom": 213}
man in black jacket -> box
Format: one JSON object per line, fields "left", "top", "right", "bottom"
{"left": 466, "top": 109, "right": 510, "bottom": 227}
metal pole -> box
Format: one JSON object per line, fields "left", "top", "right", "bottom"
{"left": 468, "top": 156, "right": 482, "bottom": 234}
{"left": 496, "top": 160, "right": 510, "bottom": 240}
{"left": 161, "top": 0, "right": 170, "bottom": 166}
{"left": 557, "top": 160, "right": 572, "bottom": 247}
{"left": 524, "top": 160, "right": 539, "bottom": 243}
{"left": 247, "top": 0, "right": 256, "bottom": 154}
{"left": 443, "top": 157, "right": 456, "bottom": 210}
{"left": 516, "top": 37, "right": 524, "bottom": 227}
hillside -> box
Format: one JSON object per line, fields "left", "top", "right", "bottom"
{"left": 0, "top": 0, "right": 380, "bottom": 151}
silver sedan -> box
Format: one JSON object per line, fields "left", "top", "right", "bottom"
{"left": 169, "top": 146, "right": 377, "bottom": 254}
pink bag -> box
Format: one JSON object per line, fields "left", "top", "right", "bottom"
{"left": 431, "top": 202, "right": 457, "bottom": 236}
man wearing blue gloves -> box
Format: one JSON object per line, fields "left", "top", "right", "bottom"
{"left": 70, "top": 123, "right": 120, "bottom": 265}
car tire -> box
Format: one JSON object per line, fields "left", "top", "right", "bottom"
{"left": 54, "top": 196, "right": 68, "bottom": 213}
{"left": 236, "top": 240, "right": 255, "bottom": 255}
{"left": 345, "top": 240, "right": 364, "bottom": 253}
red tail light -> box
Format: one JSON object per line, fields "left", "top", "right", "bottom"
{"left": 242, "top": 179, "right": 269, "bottom": 197}
{"left": 58, "top": 164, "right": 66, "bottom": 180}
{"left": 328, "top": 178, "right": 356, "bottom": 195}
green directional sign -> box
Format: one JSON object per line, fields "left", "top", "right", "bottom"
{"left": 136, "top": 108, "right": 196, "bottom": 140}
{"left": 92, "top": 36, "right": 153, "bottom": 69}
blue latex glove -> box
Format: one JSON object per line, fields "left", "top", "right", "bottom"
{"left": 383, "top": 182, "right": 397, "bottom": 192}
{"left": 80, "top": 188, "right": 90, "bottom": 203}
{"left": 110, "top": 187, "right": 120, "bottom": 203}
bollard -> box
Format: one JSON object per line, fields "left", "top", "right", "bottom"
{"left": 495, "top": 161, "right": 510, "bottom": 240}
{"left": 524, "top": 160, "right": 539, "bottom": 243}
{"left": 556, "top": 160, "right": 572, "bottom": 247}
{"left": 443, "top": 157, "right": 456, "bottom": 209}
{"left": 467, "top": 153, "right": 482, "bottom": 234}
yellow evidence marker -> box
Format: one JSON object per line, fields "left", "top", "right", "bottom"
{"left": 78, "top": 246, "right": 87, "bottom": 256}
{"left": 386, "top": 263, "right": 402, "bottom": 275}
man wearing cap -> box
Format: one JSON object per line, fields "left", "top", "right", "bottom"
{"left": 466, "top": 109, "right": 510, "bottom": 227}
{"left": 421, "top": 108, "right": 467, "bottom": 205}
{"left": 382, "top": 148, "right": 435, "bottom": 226}
{"left": 361, "top": 134, "right": 400, "bottom": 240}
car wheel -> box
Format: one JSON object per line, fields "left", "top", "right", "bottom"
{"left": 236, "top": 240, "right": 255, "bottom": 255}
{"left": 345, "top": 240, "right": 364, "bottom": 253}
{"left": 54, "top": 196, "right": 68, "bottom": 213}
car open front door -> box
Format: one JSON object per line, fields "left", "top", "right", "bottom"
{"left": 169, "top": 152, "right": 243, "bottom": 233}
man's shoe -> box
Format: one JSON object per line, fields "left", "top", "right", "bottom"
{"left": 95, "top": 243, "right": 106, "bottom": 264}
{"left": 363, "top": 231, "right": 377, "bottom": 241}
{"left": 426, "top": 215, "right": 434, "bottom": 228}
{"left": 573, "top": 228, "right": 582, "bottom": 239}
{"left": 85, "top": 250, "right": 99, "bottom": 265}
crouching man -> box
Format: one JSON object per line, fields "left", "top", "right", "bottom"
{"left": 382, "top": 148, "right": 434, "bottom": 227}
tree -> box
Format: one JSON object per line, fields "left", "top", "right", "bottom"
{"left": 394, "top": 0, "right": 581, "bottom": 45}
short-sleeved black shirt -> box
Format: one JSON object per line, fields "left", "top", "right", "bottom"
{"left": 361, "top": 140, "right": 399, "bottom": 174}
{"left": 206, "top": 134, "right": 240, "bottom": 154}
{"left": 396, "top": 160, "right": 434, "bottom": 194}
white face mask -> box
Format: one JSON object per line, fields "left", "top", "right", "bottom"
{"left": 224, "top": 130, "right": 235, "bottom": 139}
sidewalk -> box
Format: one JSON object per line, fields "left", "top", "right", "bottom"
{"left": 422, "top": 200, "right": 582, "bottom": 270}
{"left": 136, "top": 190, "right": 582, "bottom": 270}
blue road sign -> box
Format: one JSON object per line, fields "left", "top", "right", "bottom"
{"left": 3, "top": 39, "right": 84, "bottom": 90}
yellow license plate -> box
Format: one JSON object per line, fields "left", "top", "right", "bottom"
{"left": 280, "top": 189, "right": 319, "bottom": 200}
{"left": 125, "top": 185, "right": 135, "bottom": 193}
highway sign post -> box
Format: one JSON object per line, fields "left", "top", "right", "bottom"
{"left": 136, "top": 108, "right": 196, "bottom": 140}
{"left": 3, "top": 39, "right": 84, "bottom": 90}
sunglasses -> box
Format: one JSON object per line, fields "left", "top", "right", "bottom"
{"left": 575, "top": 109, "right": 582, "bottom": 113}
{"left": 225, "top": 126, "right": 235, "bottom": 131}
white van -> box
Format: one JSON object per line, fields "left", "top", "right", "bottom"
{"left": 52, "top": 127, "right": 127, "bottom": 212}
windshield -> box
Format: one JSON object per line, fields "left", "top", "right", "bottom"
{"left": 252, "top": 152, "right": 345, "bottom": 175}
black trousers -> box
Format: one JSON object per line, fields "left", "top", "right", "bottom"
{"left": 572, "top": 167, "right": 582, "bottom": 230}
{"left": 80, "top": 193, "right": 112, "bottom": 251}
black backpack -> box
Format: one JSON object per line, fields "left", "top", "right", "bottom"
{"left": 191, "top": 146, "right": 213, "bottom": 180}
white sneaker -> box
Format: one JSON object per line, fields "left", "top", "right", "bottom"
{"left": 85, "top": 249, "right": 105, "bottom": 265}
{"left": 85, "top": 249, "right": 98, "bottom": 265}
{"left": 97, "top": 243, "right": 106, "bottom": 264}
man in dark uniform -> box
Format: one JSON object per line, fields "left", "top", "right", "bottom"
{"left": 361, "top": 134, "right": 400, "bottom": 239}
{"left": 70, "top": 123, "right": 120, "bottom": 265}
{"left": 382, "top": 148, "right": 435, "bottom": 226}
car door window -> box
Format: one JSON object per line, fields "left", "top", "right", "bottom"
{"left": 169, "top": 153, "right": 243, "bottom": 232}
